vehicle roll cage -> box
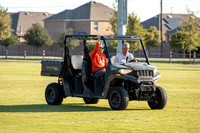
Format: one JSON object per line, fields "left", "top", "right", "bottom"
{"left": 64, "top": 34, "right": 150, "bottom": 65}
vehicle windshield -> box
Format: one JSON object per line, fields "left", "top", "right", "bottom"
{"left": 105, "top": 39, "right": 148, "bottom": 65}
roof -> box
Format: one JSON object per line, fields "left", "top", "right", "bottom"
{"left": 141, "top": 14, "right": 187, "bottom": 35}
{"left": 45, "top": 1, "right": 114, "bottom": 21}
{"left": 165, "top": 27, "right": 181, "bottom": 35}
{"left": 9, "top": 12, "right": 53, "bottom": 36}
{"left": 164, "top": 17, "right": 184, "bottom": 30}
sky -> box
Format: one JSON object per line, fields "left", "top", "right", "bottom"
{"left": 0, "top": 0, "right": 200, "bottom": 21}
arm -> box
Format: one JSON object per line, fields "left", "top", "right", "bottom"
{"left": 90, "top": 35, "right": 101, "bottom": 58}
{"left": 128, "top": 53, "right": 137, "bottom": 62}
{"left": 90, "top": 42, "right": 99, "bottom": 58}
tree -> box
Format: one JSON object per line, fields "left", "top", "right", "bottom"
{"left": 126, "top": 12, "right": 146, "bottom": 52}
{"left": 109, "top": 9, "right": 147, "bottom": 52}
{"left": 0, "top": 33, "right": 19, "bottom": 50}
{"left": 0, "top": 5, "right": 12, "bottom": 40}
{"left": 109, "top": 5, "right": 118, "bottom": 51}
{"left": 109, "top": 6, "right": 118, "bottom": 35}
{"left": 170, "top": 31, "right": 189, "bottom": 53}
{"left": 144, "top": 26, "right": 159, "bottom": 52}
{"left": 57, "top": 28, "right": 79, "bottom": 49}
{"left": 170, "top": 9, "right": 200, "bottom": 62}
{"left": 24, "top": 23, "right": 52, "bottom": 48}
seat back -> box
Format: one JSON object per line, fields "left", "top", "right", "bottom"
{"left": 71, "top": 55, "right": 83, "bottom": 70}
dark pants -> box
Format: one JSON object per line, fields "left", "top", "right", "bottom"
{"left": 93, "top": 69, "right": 106, "bottom": 87}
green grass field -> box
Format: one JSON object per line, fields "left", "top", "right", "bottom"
{"left": 0, "top": 61, "right": 200, "bottom": 132}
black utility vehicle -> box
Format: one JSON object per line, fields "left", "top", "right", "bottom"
{"left": 41, "top": 35, "right": 167, "bottom": 110}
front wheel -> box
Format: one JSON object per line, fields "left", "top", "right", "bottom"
{"left": 108, "top": 87, "right": 129, "bottom": 110}
{"left": 83, "top": 97, "right": 99, "bottom": 104}
{"left": 148, "top": 86, "right": 167, "bottom": 109}
{"left": 45, "top": 83, "right": 64, "bottom": 105}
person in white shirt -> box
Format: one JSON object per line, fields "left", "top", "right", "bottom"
{"left": 114, "top": 43, "right": 137, "bottom": 63}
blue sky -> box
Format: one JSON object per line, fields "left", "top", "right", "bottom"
{"left": 0, "top": 0, "right": 199, "bottom": 21}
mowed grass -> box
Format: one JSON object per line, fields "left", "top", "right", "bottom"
{"left": 0, "top": 61, "right": 200, "bottom": 133}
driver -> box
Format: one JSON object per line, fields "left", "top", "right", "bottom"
{"left": 114, "top": 42, "right": 137, "bottom": 63}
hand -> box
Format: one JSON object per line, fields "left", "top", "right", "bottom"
{"left": 97, "top": 35, "right": 101, "bottom": 42}
{"left": 128, "top": 58, "right": 137, "bottom": 63}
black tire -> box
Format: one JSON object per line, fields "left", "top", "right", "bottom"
{"left": 148, "top": 86, "right": 167, "bottom": 109}
{"left": 45, "top": 83, "right": 64, "bottom": 105}
{"left": 108, "top": 87, "right": 129, "bottom": 110}
{"left": 83, "top": 97, "right": 99, "bottom": 104}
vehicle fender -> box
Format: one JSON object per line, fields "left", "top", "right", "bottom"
{"left": 104, "top": 73, "right": 138, "bottom": 98}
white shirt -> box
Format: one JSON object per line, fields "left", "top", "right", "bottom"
{"left": 114, "top": 53, "right": 134, "bottom": 63}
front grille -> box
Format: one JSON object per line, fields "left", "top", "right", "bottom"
{"left": 137, "top": 70, "right": 153, "bottom": 77}
{"left": 128, "top": 70, "right": 153, "bottom": 77}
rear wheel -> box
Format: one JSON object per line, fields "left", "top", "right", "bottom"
{"left": 108, "top": 87, "right": 129, "bottom": 110}
{"left": 83, "top": 97, "right": 99, "bottom": 104}
{"left": 148, "top": 86, "right": 167, "bottom": 109}
{"left": 45, "top": 83, "right": 64, "bottom": 105}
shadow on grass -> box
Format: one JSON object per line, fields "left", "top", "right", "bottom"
{"left": 0, "top": 103, "right": 111, "bottom": 112}
{"left": 0, "top": 103, "right": 150, "bottom": 112}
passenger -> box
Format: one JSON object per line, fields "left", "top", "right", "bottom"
{"left": 114, "top": 42, "right": 137, "bottom": 63}
{"left": 90, "top": 35, "right": 107, "bottom": 86}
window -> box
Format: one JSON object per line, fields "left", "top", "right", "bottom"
{"left": 94, "top": 21, "right": 98, "bottom": 31}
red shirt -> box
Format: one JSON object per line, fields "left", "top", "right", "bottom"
{"left": 90, "top": 43, "right": 107, "bottom": 73}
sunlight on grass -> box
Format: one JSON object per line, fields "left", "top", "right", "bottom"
{"left": 0, "top": 61, "right": 200, "bottom": 132}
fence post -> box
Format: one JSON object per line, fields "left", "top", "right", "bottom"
{"left": 5, "top": 49, "right": 8, "bottom": 59}
{"left": 169, "top": 51, "right": 172, "bottom": 64}
{"left": 24, "top": 50, "right": 26, "bottom": 60}
{"left": 43, "top": 50, "right": 45, "bottom": 59}
{"left": 193, "top": 52, "right": 196, "bottom": 64}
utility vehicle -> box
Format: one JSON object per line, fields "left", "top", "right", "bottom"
{"left": 41, "top": 34, "right": 167, "bottom": 110}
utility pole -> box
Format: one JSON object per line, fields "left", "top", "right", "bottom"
{"left": 160, "top": 0, "right": 163, "bottom": 58}
{"left": 117, "top": 0, "right": 128, "bottom": 53}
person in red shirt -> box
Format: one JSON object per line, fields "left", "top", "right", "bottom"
{"left": 90, "top": 35, "right": 107, "bottom": 86}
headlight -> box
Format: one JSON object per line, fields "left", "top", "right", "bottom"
{"left": 153, "top": 69, "right": 157, "bottom": 76}
{"left": 118, "top": 69, "right": 132, "bottom": 74}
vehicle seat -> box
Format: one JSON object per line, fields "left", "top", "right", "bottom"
{"left": 70, "top": 55, "right": 83, "bottom": 74}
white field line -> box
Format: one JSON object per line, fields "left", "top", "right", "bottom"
{"left": 4, "top": 116, "right": 200, "bottom": 128}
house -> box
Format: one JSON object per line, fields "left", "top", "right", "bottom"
{"left": 9, "top": 11, "right": 53, "bottom": 42}
{"left": 0, "top": 11, "right": 54, "bottom": 56}
{"left": 141, "top": 14, "right": 187, "bottom": 57}
{"left": 44, "top": 1, "right": 114, "bottom": 42}
{"left": 142, "top": 13, "right": 186, "bottom": 43}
